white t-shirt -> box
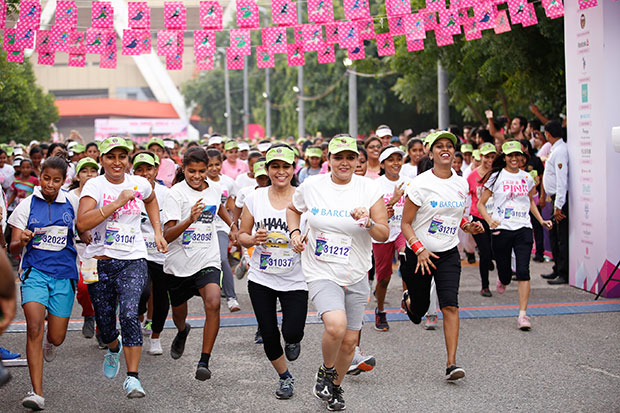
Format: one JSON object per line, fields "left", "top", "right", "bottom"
{"left": 67, "top": 189, "right": 86, "bottom": 258}
{"left": 537, "top": 141, "right": 552, "bottom": 159}
{"left": 292, "top": 174, "right": 383, "bottom": 286}
{"left": 400, "top": 163, "right": 418, "bottom": 179}
{"left": 208, "top": 175, "right": 236, "bottom": 234}
{"left": 0, "top": 188, "right": 7, "bottom": 232}
{"left": 245, "top": 187, "right": 306, "bottom": 291}
{"left": 235, "top": 172, "right": 256, "bottom": 190}
{"left": 406, "top": 170, "right": 468, "bottom": 253}
{"left": 0, "top": 164, "right": 15, "bottom": 191}
{"left": 163, "top": 180, "right": 222, "bottom": 277}
{"left": 375, "top": 175, "right": 413, "bottom": 243}
{"left": 484, "top": 169, "right": 534, "bottom": 231}
{"left": 140, "top": 183, "right": 169, "bottom": 265}
{"left": 80, "top": 174, "right": 153, "bottom": 260}
{"left": 235, "top": 185, "right": 255, "bottom": 209}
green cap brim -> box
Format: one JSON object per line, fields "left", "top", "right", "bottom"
{"left": 328, "top": 136, "right": 358, "bottom": 155}
{"left": 76, "top": 157, "right": 99, "bottom": 174}
{"left": 426, "top": 131, "right": 458, "bottom": 149}
{"left": 266, "top": 147, "right": 295, "bottom": 164}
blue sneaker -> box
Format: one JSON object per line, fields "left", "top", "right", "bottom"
{"left": 103, "top": 337, "right": 123, "bottom": 379}
{"left": 0, "top": 347, "right": 21, "bottom": 360}
{"left": 123, "top": 376, "right": 146, "bottom": 398}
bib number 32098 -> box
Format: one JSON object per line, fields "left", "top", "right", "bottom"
{"left": 314, "top": 232, "right": 352, "bottom": 264}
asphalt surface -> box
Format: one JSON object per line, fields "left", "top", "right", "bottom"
{"left": 1, "top": 258, "right": 619, "bottom": 412}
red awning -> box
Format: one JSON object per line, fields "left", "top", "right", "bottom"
{"left": 56, "top": 98, "right": 201, "bottom": 121}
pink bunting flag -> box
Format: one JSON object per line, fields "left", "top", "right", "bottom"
{"left": 37, "top": 50, "right": 54, "bottom": 65}
{"left": 128, "top": 2, "right": 150, "bottom": 29}
{"left": 404, "top": 13, "right": 426, "bottom": 39}
{"left": 578, "top": 0, "right": 597, "bottom": 9}
{"left": 302, "top": 24, "right": 323, "bottom": 52}
{"left": 55, "top": 1, "right": 77, "bottom": 29}
{"left": 68, "top": 30, "right": 85, "bottom": 54}
{"left": 307, "top": 0, "right": 334, "bottom": 24}
{"left": 14, "top": 26, "right": 36, "bottom": 49}
{"left": 419, "top": 9, "right": 439, "bottom": 31}
{"left": 0, "top": 0, "right": 6, "bottom": 29}
{"left": 236, "top": 0, "right": 259, "bottom": 29}
{"left": 35, "top": 29, "right": 51, "bottom": 51}
{"left": 104, "top": 32, "right": 117, "bottom": 52}
{"left": 164, "top": 2, "right": 186, "bottom": 30}
{"left": 462, "top": 17, "right": 481, "bottom": 40}
{"left": 493, "top": 9, "right": 511, "bottom": 34}
{"left": 18, "top": 0, "right": 41, "bottom": 29}
{"left": 453, "top": 0, "right": 478, "bottom": 7}
{"left": 272, "top": 0, "right": 296, "bottom": 27}
{"left": 316, "top": 42, "right": 335, "bottom": 64}
{"left": 405, "top": 37, "right": 424, "bottom": 51}
{"left": 122, "top": 29, "right": 143, "bottom": 55}
{"left": 438, "top": 8, "right": 461, "bottom": 35}
{"left": 226, "top": 47, "right": 245, "bottom": 70}
{"left": 520, "top": 3, "right": 538, "bottom": 27}
{"left": 388, "top": 14, "right": 406, "bottom": 36}
{"left": 92, "top": 2, "right": 114, "bottom": 29}
{"left": 385, "top": 0, "right": 411, "bottom": 17}
{"left": 348, "top": 44, "right": 365, "bottom": 60}
{"left": 50, "top": 26, "right": 72, "bottom": 52}
{"left": 474, "top": 2, "right": 497, "bottom": 30}
{"left": 294, "top": 24, "right": 304, "bottom": 43}
{"left": 343, "top": 0, "right": 371, "bottom": 21}
{"left": 157, "top": 30, "right": 180, "bottom": 57}
{"left": 262, "top": 26, "right": 287, "bottom": 54}
{"left": 68, "top": 53, "right": 85, "bottom": 67}
{"left": 425, "top": 0, "right": 446, "bottom": 12}
{"left": 338, "top": 21, "right": 360, "bottom": 49}
{"left": 230, "top": 28, "right": 251, "bottom": 56}
{"left": 6, "top": 50, "right": 25, "bottom": 62}
{"left": 166, "top": 52, "right": 183, "bottom": 70}
{"left": 200, "top": 1, "right": 223, "bottom": 30}
{"left": 196, "top": 54, "right": 214, "bottom": 71}
{"left": 140, "top": 31, "right": 151, "bottom": 54}
{"left": 194, "top": 30, "right": 216, "bottom": 57}
{"left": 357, "top": 18, "right": 375, "bottom": 40}
{"left": 256, "top": 45, "right": 275, "bottom": 68}
{"left": 3, "top": 28, "right": 19, "bottom": 51}
{"left": 375, "top": 33, "right": 395, "bottom": 56}
{"left": 542, "top": 0, "right": 564, "bottom": 19}
{"left": 325, "top": 22, "right": 339, "bottom": 44}
{"left": 507, "top": 0, "right": 527, "bottom": 25}
{"left": 287, "top": 43, "right": 305, "bottom": 66}
{"left": 435, "top": 28, "right": 454, "bottom": 46}
{"left": 100, "top": 49, "right": 117, "bottom": 69}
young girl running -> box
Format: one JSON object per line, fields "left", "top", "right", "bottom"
{"left": 400, "top": 138, "right": 424, "bottom": 179}
{"left": 162, "top": 147, "right": 233, "bottom": 381}
{"left": 239, "top": 145, "right": 307, "bottom": 400}
{"left": 7, "top": 158, "right": 39, "bottom": 210}
{"left": 298, "top": 146, "right": 323, "bottom": 183}
{"left": 477, "top": 141, "right": 552, "bottom": 330}
{"left": 9, "top": 157, "right": 79, "bottom": 410}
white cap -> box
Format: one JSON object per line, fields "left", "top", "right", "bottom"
{"left": 257, "top": 142, "right": 271, "bottom": 152}
{"left": 67, "top": 142, "right": 78, "bottom": 150}
{"left": 29, "top": 140, "right": 40, "bottom": 147}
{"left": 238, "top": 142, "right": 250, "bottom": 151}
{"left": 13, "top": 147, "right": 23, "bottom": 156}
{"left": 379, "top": 146, "right": 405, "bottom": 163}
{"left": 208, "top": 136, "right": 223, "bottom": 145}
{"left": 12, "top": 156, "right": 24, "bottom": 167}
{"left": 376, "top": 126, "right": 393, "bottom": 138}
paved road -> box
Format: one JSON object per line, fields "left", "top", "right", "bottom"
{"left": 1, "top": 259, "right": 619, "bottom": 412}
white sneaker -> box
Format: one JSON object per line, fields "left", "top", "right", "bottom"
{"left": 22, "top": 391, "right": 45, "bottom": 411}
{"left": 148, "top": 338, "right": 163, "bottom": 355}
{"left": 227, "top": 298, "right": 241, "bottom": 312}
{"left": 43, "top": 334, "right": 57, "bottom": 362}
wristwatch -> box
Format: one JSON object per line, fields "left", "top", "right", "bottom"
{"left": 366, "top": 218, "right": 375, "bottom": 230}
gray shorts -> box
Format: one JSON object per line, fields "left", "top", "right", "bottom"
{"left": 308, "top": 277, "right": 370, "bottom": 331}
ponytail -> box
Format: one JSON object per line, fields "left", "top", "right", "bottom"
{"left": 480, "top": 153, "right": 506, "bottom": 187}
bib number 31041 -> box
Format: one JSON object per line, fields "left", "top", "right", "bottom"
{"left": 104, "top": 222, "right": 137, "bottom": 252}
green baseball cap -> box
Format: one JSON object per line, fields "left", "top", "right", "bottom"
{"left": 153, "top": 154, "right": 160, "bottom": 165}
{"left": 502, "top": 140, "right": 523, "bottom": 155}
{"left": 472, "top": 149, "right": 481, "bottom": 162}
{"left": 147, "top": 137, "right": 165, "bottom": 150}
{"left": 425, "top": 131, "right": 458, "bottom": 149}
{"left": 529, "top": 169, "right": 539, "bottom": 178}
{"left": 132, "top": 152, "right": 156, "bottom": 169}
{"left": 296, "top": 137, "right": 306, "bottom": 145}
{"left": 306, "top": 147, "right": 322, "bottom": 158}
{"left": 479, "top": 142, "right": 497, "bottom": 156}
{"left": 76, "top": 157, "right": 99, "bottom": 174}
{"left": 266, "top": 146, "right": 295, "bottom": 164}
{"left": 99, "top": 137, "right": 133, "bottom": 154}
{"left": 328, "top": 135, "right": 358, "bottom": 155}
{"left": 253, "top": 161, "right": 267, "bottom": 177}
{"left": 460, "top": 143, "right": 473, "bottom": 153}
{"left": 224, "top": 140, "right": 239, "bottom": 151}
{"left": 72, "top": 144, "right": 86, "bottom": 154}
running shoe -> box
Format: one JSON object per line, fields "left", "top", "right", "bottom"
{"left": 284, "top": 342, "right": 300, "bottom": 361}
{"left": 275, "top": 376, "right": 295, "bottom": 399}
{"left": 227, "top": 298, "right": 241, "bottom": 312}
{"left": 103, "top": 337, "right": 123, "bottom": 379}
{"left": 327, "top": 385, "right": 345, "bottom": 411}
{"left": 0, "top": 361, "right": 10, "bottom": 388}
{"left": 445, "top": 365, "right": 465, "bottom": 381}
{"left": 401, "top": 290, "right": 421, "bottom": 324}
{"left": 480, "top": 288, "right": 492, "bottom": 297}
{"left": 170, "top": 323, "right": 191, "bottom": 359}
{"left": 374, "top": 308, "right": 389, "bottom": 331}
{"left": 0, "top": 347, "right": 21, "bottom": 360}
{"left": 466, "top": 252, "right": 476, "bottom": 264}
{"left": 96, "top": 332, "right": 108, "bottom": 350}
{"left": 148, "top": 338, "right": 163, "bottom": 356}
{"left": 234, "top": 257, "right": 248, "bottom": 280}
{"left": 142, "top": 320, "right": 152, "bottom": 336}
{"left": 82, "top": 316, "right": 95, "bottom": 339}
{"left": 22, "top": 391, "right": 45, "bottom": 411}
{"left": 424, "top": 314, "right": 438, "bottom": 330}
{"left": 517, "top": 315, "right": 532, "bottom": 331}
{"left": 347, "top": 347, "right": 375, "bottom": 376}
{"left": 195, "top": 362, "right": 212, "bottom": 381}
{"left": 43, "top": 334, "right": 57, "bottom": 362}
{"left": 496, "top": 279, "right": 506, "bottom": 294}
{"left": 254, "top": 328, "right": 263, "bottom": 344}
{"left": 313, "top": 365, "right": 337, "bottom": 401}
{"left": 123, "top": 376, "right": 146, "bottom": 398}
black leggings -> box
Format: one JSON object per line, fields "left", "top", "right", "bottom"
{"left": 137, "top": 261, "right": 171, "bottom": 335}
{"left": 471, "top": 216, "right": 493, "bottom": 289}
{"left": 492, "top": 227, "right": 533, "bottom": 285}
{"left": 248, "top": 280, "right": 308, "bottom": 361}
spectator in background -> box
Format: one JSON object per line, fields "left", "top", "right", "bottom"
{"left": 85, "top": 142, "right": 100, "bottom": 162}
{"left": 376, "top": 125, "right": 393, "bottom": 148}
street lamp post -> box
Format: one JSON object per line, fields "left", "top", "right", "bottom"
{"left": 243, "top": 55, "right": 250, "bottom": 139}
{"left": 224, "top": 56, "right": 232, "bottom": 138}
{"left": 344, "top": 58, "right": 357, "bottom": 139}
{"left": 265, "top": 69, "right": 271, "bottom": 138}
{"left": 296, "top": 0, "right": 304, "bottom": 139}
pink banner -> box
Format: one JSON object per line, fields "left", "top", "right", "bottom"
{"left": 287, "top": 43, "right": 305, "bottom": 66}
{"left": 307, "top": 0, "right": 334, "bottom": 24}
{"left": 262, "top": 26, "right": 287, "bottom": 54}
{"left": 521, "top": 3, "right": 538, "bottom": 27}
{"left": 375, "top": 32, "right": 395, "bottom": 56}
{"left": 303, "top": 24, "right": 323, "bottom": 51}
{"left": 230, "top": 28, "right": 251, "bottom": 56}
{"left": 338, "top": 21, "right": 360, "bottom": 49}
{"left": 85, "top": 28, "right": 108, "bottom": 54}
{"left": 388, "top": 14, "right": 406, "bottom": 36}
{"left": 100, "top": 49, "right": 116, "bottom": 69}
{"left": 357, "top": 18, "right": 375, "bottom": 40}
{"left": 343, "top": 0, "right": 371, "bottom": 21}
{"left": 0, "top": 1, "right": 6, "bottom": 29}
{"left": 6, "top": 50, "right": 25, "bottom": 62}
{"left": 385, "top": 0, "right": 411, "bottom": 17}
{"left": 68, "top": 53, "right": 85, "bottom": 67}
{"left": 68, "top": 30, "right": 85, "bottom": 54}
{"left": 51, "top": 26, "right": 72, "bottom": 52}
{"left": 3, "top": 28, "right": 18, "bottom": 52}
{"left": 435, "top": 28, "right": 454, "bottom": 46}
{"left": 196, "top": 54, "right": 214, "bottom": 71}
{"left": 164, "top": 2, "right": 186, "bottom": 30}
{"left": 14, "top": 27, "right": 36, "bottom": 49}
{"left": 122, "top": 29, "right": 143, "bottom": 55}
{"left": 404, "top": 13, "right": 426, "bottom": 39}
{"left": 542, "top": 0, "right": 564, "bottom": 19}
{"left": 272, "top": 0, "right": 296, "bottom": 26}
{"left": 37, "top": 50, "right": 54, "bottom": 65}
{"left": 18, "top": 0, "right": 41, "bottom": 29}
{"left": 463, "top": 17, "right": 482, "bottom": 40}
{"left": 200, "top": 1, "right": 223, "bottom": 30}
{"left": 425, "top": 0, "right": 446, "bottom": 12}
{"left": 166, "top": 53, "right": 183, "bottom": 70}
{"left": 256, "top": 45, "right": 275, "bottom": 68}
{"left": 236, "top": 0, "right": 260, "bottom": 29}
{"left": 493, "top": 9, "right": 511, "bottom": 34}
{"left": 578, "top": 0, "right": 597, "bottom": 9}
{"left": 157, "top": 30, "right": 180, "bottom": 57}
{"left": 91, "top": 2, "right": 113, "bottom": 29}
{"left": 35, "top": 29, "right": 51, "bottom": 52}
{"left": 420, "top": 9, "right": 439, "bottom": 31}
{"left": 128, "top": 2, "right": 150, "bottom": 29}
{"left": 438, "top": 8, "right": 461, "bottom": 35}
{"left": 325, "top": 22, "right": 339, "bottom": 44}
{"left": 406, "top": 37, "right": 424, "bottom": 51}
{"left": 194, "top": 30, "right": 216, "bottom": 56}
{"left": 348, "top": 44, "right": 365, "bottom": 60}
{"left": 294, "top": 24, "right": 304, "bottom": 43}
{"left": 474, "top": 2, "right": 497, "bottom": 30}
{"left": 226, "top": 47, "right": 245, "bottom": 70}
{"left": 55, "top": 1, "right": 77, "bottom": 29}
{"left": 317, "top": 42, "right": 335, "bottom": 64}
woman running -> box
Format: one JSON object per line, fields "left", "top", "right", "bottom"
{"left": 298, "top": 146, "right": 323, "bottom": 183}
{"left": 400, "top": 138, "right": 424, "bottom": 179}
{"left": 77, "top": 137, "right": 167, "bottom": 398}
{"left": 363, "top": 137, "right": 382, "bottom": 179}
{"left": 162, "top": 147, "right": 233, "bottom": 381}
{"left": 238, "top": 145, "right": 307, "bottom": 399}
{"left": 288, "top": 135, "right": 389, "bottom": 411}
{"left": 477, "top": 141, "right": 552, "bottom": 330}
{"left": 9, "top": 157, "right": 79, "bottom": 410}
{"left": 400, "top": 131, "right": 484, "bottom": 381}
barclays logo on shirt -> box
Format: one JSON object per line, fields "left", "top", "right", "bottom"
{"left": 430, "top": 200, "right": 465, "bottom": 208}
{"left": 311, "top": 207, "right": 351, "bottom": 218}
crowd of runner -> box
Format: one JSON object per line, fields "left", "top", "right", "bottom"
{"left": 0, "top": 115, "right": 569, "bottom": 411}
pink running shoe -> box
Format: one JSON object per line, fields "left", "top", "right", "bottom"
{"left": 496, "top": 279, "right": 506, "bottom": 294}
{"left": 517, "top": 315, "right": 532, "bottom": 331}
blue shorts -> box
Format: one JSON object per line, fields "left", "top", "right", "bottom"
{"left": 20, "top": 267, "right": 76, "bottom": 318}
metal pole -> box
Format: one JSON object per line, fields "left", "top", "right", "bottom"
{"left": 297, "top": 0, "right": 304, "bottom": 139}
{"left": 265, "top": 68, "right": 271, "bottom": 138}
{"left": 437, "top": 60, "right": 449, "bottom": 130}
{"left": 243, "top": 55, "right": 249, "bottom": 139}
{"left": 348, "top": 70, "right": 357, "bottom": 139}
{"left": 224, "top": 61, "right": 232, "bottom": 138}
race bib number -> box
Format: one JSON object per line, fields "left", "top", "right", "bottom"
{"left": 259, "top": 247, "right": 295, "bottom": 274}
{"left": 427, "top": 216, "right": 459, "bottom": 239}
{"left": 32, "top": 226, "right": 68, "bottom": 251}
{"left": 389, "top": 206, "right": 403, "bottom": 230}
{"left": 144, "top": 233, "right": 158, "bottom": 255}
{"left": 182, "top": 223, "right": 212, "bottom": 249}
{"left": 314, "top": 232, "right": 352, "bottom": 264}
{"left": 81, "top": 257, "right": 98, "bottom": 284}
{"left": 503, "top": 204, "right": 530, "bottom": 225}
{"left": 104, "top": 222, "right": 138, "bottom": 252}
